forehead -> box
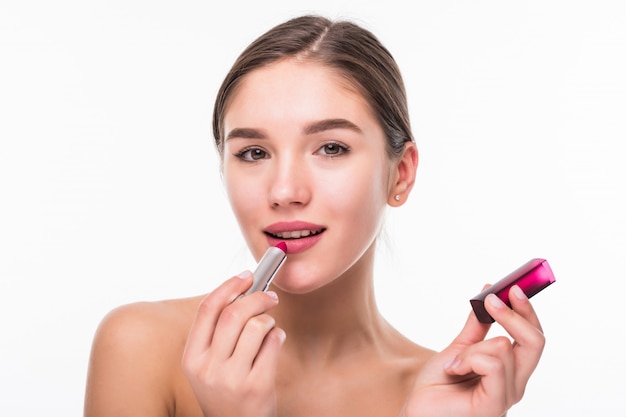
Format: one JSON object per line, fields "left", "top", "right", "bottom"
{"left": 224, "top": 59, "right": 377, "bottom": 129}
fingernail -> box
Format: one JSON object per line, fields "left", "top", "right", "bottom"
{"left": 266, "top": 291, "right": 279, "bottom": 301}
{"left": 237, "top": 270, "right": 252, "bottom": 279}
{"left": 444, "top": 357, "right": 460, "bottom": 370}
{"left": 487, "top": 293, "right": 505, "bottom": 309}
{"left": 511, "top": 284, "right": 528, "bottom": 301}
{"left": 277, "top": 328, "right": 287, "bottom": 343}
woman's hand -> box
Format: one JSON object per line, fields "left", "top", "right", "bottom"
{"left": 181, "top": 271, "right": 286, "bottom": 417}
{"left": 399, "top": 285, "right": 546, "bottom": 417}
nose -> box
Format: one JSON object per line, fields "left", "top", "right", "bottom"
{"left": 268, "top": 155, "right": 311, "bottom": 208}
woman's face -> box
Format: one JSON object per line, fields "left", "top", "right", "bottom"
{"left": 222, "top": 58, "right": 396, "bottom": 293}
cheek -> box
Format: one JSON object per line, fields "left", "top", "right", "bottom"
{"left": 224, "top": 170, "right": 263, "bottom": 229}
{"left": 323, "top": 158, "right": 389, "bottom": 229}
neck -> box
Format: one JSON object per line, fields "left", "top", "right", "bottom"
{"left": 271, "top": 245, "right": 388, "bottom": 365}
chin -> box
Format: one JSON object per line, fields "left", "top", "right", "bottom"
{"left": 270, "top": 274, "right": 334, "bottom": 295}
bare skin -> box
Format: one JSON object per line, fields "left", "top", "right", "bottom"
{"left": 83, "top": 58, "right": 431, "bottom": 417}
{"left": 84, "top": 58, "right": 544, "bottom": 417}
{"left": 84, "top": 270, "right": 541, "bottom": 417}
{"left": 84, "top": 258, "right": 435, "bottom": 417}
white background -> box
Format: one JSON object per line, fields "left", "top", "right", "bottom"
{"left": 1, "top": 0, "right": 624, "bottom": 415}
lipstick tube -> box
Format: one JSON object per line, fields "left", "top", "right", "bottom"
{"left": 470, "top": 258, "right": 556, "bottom": 323}
{"left": 245, "top": 242, "right": 287, "bottom": 295}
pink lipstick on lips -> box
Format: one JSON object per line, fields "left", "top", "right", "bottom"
{"left": 470, "top": 258, "right": 556, "bottom": 323}
{"left": 264, "top": 221, "right": 325, "bottom": 254}
{"left": 245, "top": 242, "right": 288, "bottom": 295}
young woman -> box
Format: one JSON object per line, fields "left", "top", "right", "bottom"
{"left": 84, "top": 15, "right": 546, "bottom": 417}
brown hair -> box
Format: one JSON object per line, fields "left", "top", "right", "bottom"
{"left": 212, "top": 15, "right": 414, "bottom": 159}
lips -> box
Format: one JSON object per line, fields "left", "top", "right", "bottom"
{"left": 267, "top": 229, "right": 324, "bottom": 239}
{"left": 264, "top": 221, "right": 326, "bottom": 254}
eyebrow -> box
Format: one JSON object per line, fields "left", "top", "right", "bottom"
{"left": 303, "top": 118, "right": 362, "bottom": 135}
{"left": 226, "top": 118, "right": 362, "bottom": 141}
{"left": 226, "top": 127, "right": 267, "bottom": 141}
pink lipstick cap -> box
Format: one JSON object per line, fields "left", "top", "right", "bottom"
{"left": 470, "top": 258, "right": 556, "bottom": 323}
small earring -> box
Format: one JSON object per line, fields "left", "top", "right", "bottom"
{"left": 394, "top": 195, "right": 401, "bottom": 201}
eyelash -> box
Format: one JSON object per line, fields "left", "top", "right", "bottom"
{"left": 234, "top": 147, "right": 268, "bottom": 162}
{"left": 233, "top": 142, "right": 350, "bottom": 162}
{"left": 317, "top": 142, "right": 350, "bottom": 157}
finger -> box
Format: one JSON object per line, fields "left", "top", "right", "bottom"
{"left": 485, "top": 292, "right": 545, "bottom": 352}
{"left": 184, "top": 272, "right": 254, "bottom": 359}
{"left": 231, "top": 313, "right": 277, "bottom": 369}
{"left": 210, "top": 290, "right": 279, "bottom": 360}
{"left": 449, "top": 283, "right": 493, "bottom": 348}
{"left": 508, "top": 285, "right": 544, "bottom": 332}
{"left": 447, "top": 351, "right": 510, "bottom": 414}
{"left": 249, "top": 327, "right": 286, "bottom": 385}
{"left": 450, "top": 307, "right": 492, "bottom": 348}
{"left": 446, "top": 335, "right": 516, "bottom": 405}
{"left": 484, "top": 292, "right": 546, "bottom": 392}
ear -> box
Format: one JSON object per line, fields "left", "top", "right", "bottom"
{"left": 388, "top": 142, "right": 418, "bottom": 206}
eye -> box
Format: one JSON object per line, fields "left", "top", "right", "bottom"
{"left": 234, "top": 147, "right": 269, "bottom": 161}
{"left": 316, "top": 142, "right": 350, "bottom": 157}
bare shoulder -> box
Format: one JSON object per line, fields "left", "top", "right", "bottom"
{"left": 94, "top": 296, "right": 203, "bottom": 343}
{"left": 374, "top": 322, "right": 439, "bottom": 395}
{"left": 386, "top": 323, "right": 438, "bottom": 364}
{"left": 89, "top": 295, "right": 205, "bottom": 363}
{"left": 84, "top": 295, "right": 205, "bottom": 417}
